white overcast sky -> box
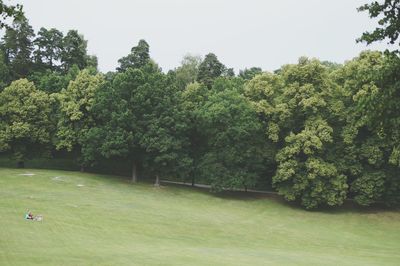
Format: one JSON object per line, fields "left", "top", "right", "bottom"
{"left": 9, "top": 0, "right": 389, "bottom": 73}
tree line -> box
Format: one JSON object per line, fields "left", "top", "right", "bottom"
{"left": 0, "top": 1, "right": 399, "bottom": 209}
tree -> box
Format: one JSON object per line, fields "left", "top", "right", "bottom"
{"left": 134, "top": 64, "right": 190, "bottom": 185}
{"left": 174, "top": 54, "right": 202, "bottom": 90}
{"left": 245, "top": 59, "right": 348, "bottom": 208}
{"left": 0, "top": 17, "right": 35, "bottom": 79}
{"left": 0, "top": 0, "right": 24, "bottom": 29}
{"left": 84, "top": 62, "right": 189, "bottom": 184}
{"left": 61, "top": 30, "right": 89, "bottom": 71}
{"left": 358, "top": 0, "right": 400, "bottom": 48}
{"left": 33, "top": 27, "right": 64, "bottom": 71}
{"left": 82, "top": 68, "right": 144, "bottom": 182}
{"left": 0, "top": 52, "right": 10, "bottom": 89}
{"left": 196, "top": 78, "right": 273, "bottom": 191}
{"left": 28, "top": 64, "right": 79, "bottom": 94}
{"left": 239, "top": 67, "right": 262, "bottom": 80}
{"left": 197, "top": 53, "right": 225, "bottom": 88}
{"left": 117, "top": 39, "right": 150, "bottom": 72}
{"left": 0, "top": 79, "right": 53, "bottom": 167}
{"left": 180, "top": 82, "right": 209, "bottom": 186}
{"left": 55, "top": 69, "right": 105, "bottom": 170}
{"left": 333, "top": 51, "right": 400, "bottom": 206}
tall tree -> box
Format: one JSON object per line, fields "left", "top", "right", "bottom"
{"left": 245, "top": 59, "right": 348, "bottom": 208}
{"left": 333, "top": 51, "right": 400, "bottom": 206}
{"left": 85, "top": 61, "right": 190, "bottom": 184}
{"left": 197, "top": 78, "right": 272, "bottom": 191}
{"left": 0, "top": 79, "right": 53, "bottom": 167}
{"left": 117, "top": 39, "right": 150, "bottom": 72}
{"left": 197, "top": 53, "right": 225, "bottom": 88}
{"left": 56, "top": 69, "right": 105, "bottom": 170}
{"left": 33, "top": 27, "right": 64, "bottom": 71}
{"left": 0, "top": 17, "right": 35, "bottom": 80}
{"left": 61, "top": 30, "right": 89, "bottom": 71}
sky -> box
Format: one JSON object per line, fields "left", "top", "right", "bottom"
{"left": 8, "top": 0, "right": 389, "bottom": 73}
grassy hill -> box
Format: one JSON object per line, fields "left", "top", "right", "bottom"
{"left": 0, "top": 167, "right": 399, "bottom": 265}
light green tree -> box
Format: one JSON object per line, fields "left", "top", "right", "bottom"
{"left": 0, "top": 79, "right": 53, "bottom": 167}
{"left": 245, "top": 58, "right": 348, "bottom": 208}
{"left": 56, "top": 69, "right": 104, "bottom": 170}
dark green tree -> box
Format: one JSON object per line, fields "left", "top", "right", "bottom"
{"left": 33, "top": 27, "right": 63, "bottom": 71}
{"left": 117, "top": 39, "right": 150, "bottom": 72}
{"left": 239, "top": 67, "right": 262, "bottom": 80}
{"left": 61, "top": 30, "right": 90, "bottom": 71}
{"left": 358, "top": 0, "right": 400, "bottom": 48}
{"left": 197, "top": 78, "right": 272, "bottom": 191}
{"left": 0, "top": 17, "right": 35, "bottom": 80}
{"left": 0, "top": 0, "right": 24, "bottom": 29}
{"left": 197, "top": 53, "right": 225, "bottom": 88}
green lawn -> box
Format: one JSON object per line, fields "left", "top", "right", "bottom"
{"left": 0, "top": 168, "right": 399, "bottom": 265}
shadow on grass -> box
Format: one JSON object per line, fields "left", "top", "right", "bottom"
{"left": 2, "top": 163, "right": 399, "bottom": 215}
{"left": 159, "top": 181, "right": 400, "bottom": 215}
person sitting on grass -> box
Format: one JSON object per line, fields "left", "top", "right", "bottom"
{"left": 25, "top": 211, "right": 33, "bottom": 220}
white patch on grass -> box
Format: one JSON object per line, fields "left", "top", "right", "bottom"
{"left": 19, "top": 173, "right": 35, "bottom": 176}
{"left": 76, "top": 184, "right": 85, "bottom": 187}
{"left": 52, "top": 176, "right": 65, "bottom": 182}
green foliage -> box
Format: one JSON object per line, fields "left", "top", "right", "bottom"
{"left": 0, "top": 17, "right": 35, "bottom": 80}
{"left": 239, "top": 67, "right": 263, "bottom": 80}
{"left": 117, "top": 39, "right": 150, "bottom": 72}
{"left": 55, "top": 70, "right": 105, "bottom": 167}
{"left": 0, "top": 3, "right": 399, "bottom": 209}
{"left": 174, "top": 54, "right": 202, "bottom": 90}
{"left": 358, "top": 0, "right": 400, "bottom": 48}
{"left": 33, "top": 27, "right": 63, "bottom": 71}
{"left": 0, "top": 52, "right": 10, "bottom": 89}
{"left": 332, "top": 50, "right": 400, "bottom": 206}
{"left": 351, "top": 171, "right": 385, "bottom": 206}
{"left": 0, "top": 79, "right": 53, "bottom": 164}
{"left": 197, "top": 82, "right": 273, "bottom": 191}
{"left": 197, "top": 53, "right": 226, "bottom": 88}
{"left": 0, "top": 0, "right": 24, "bottom": 29}
{"left": 28, "top": 65, "right": 79, "bottom": 94}
{"left": 61, "top": 30, "right": 92, "bottom": 71}
{"left": 245, "top": 58, "right": 349, "bottom": 208}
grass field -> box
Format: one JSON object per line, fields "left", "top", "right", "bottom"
{"left": 1, "top": 167, "right": 400, "bottom": 265}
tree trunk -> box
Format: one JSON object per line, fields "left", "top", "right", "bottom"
{"left": 131, "top": 161, "right": 137, "bottom": 183}
{"left": 17, "top": 161, "right": 25, "bottom": 168}
{"left": 191, "top": 176, "right": 195, "bottom": 187}
{"left": 80, "top": 166, "right": 85, "bottom": 172}
{"left": 154, "top": 175, "right": 160, "bottom": 187}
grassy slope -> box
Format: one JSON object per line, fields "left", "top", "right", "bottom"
{"left": 0, "top": 168, "right": 399, "bottom": 266}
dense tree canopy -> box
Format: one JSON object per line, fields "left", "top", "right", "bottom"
{"left": 0, "top": 1, "right": 399, "bottom": 209}
{"left": 0, "top": 79, "right": 53, "bottom": 167}
{"left": 56, "top": 70, "right": 105, "bottom": 168}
